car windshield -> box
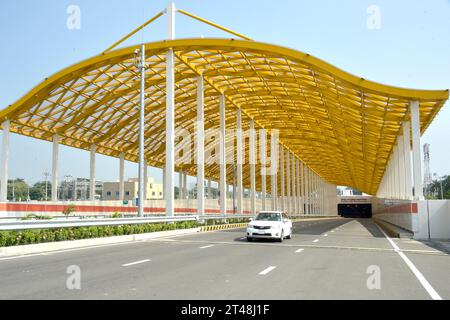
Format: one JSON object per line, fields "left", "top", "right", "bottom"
{"left": 255, "top": 212, "right": 281, "bottom": 221}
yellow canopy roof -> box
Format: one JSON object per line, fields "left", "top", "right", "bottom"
{"left": 0, "top": 38, "right": 448, "bottom": 195}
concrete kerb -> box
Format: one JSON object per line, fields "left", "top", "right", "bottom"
{"left": 0, "top": 227, "right": 201, "bottom": 258}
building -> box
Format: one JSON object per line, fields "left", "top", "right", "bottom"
{"left": 59, "top": 178, "right": 103, "bottom": 201}
{"left": 102, "top": 177, "right": 163, "bottom": 201}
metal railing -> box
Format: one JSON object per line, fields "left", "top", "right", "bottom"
{"left": 0, "top": 214, "right": 253, "bottom": 231}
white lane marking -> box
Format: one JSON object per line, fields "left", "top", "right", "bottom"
{"left": 324, "top": 234, "right": 328, "bottom": 237}
{"left": 121, "top": 259, "right": 151, "bottom": 267}
{"left": 156, "top": 239, "right": 446, "bottom": 255}
{"left": 259, "top": 266, "right": 277, "bottom": 275}
{"left": 295, "top": 248, "right": 304, "bottom": 253}
{"left": 331, "top": 230, "right": 335, "bottom": 233}
{"left": 313, "top": 239, "right": 319, "bottom": 243}
{"left": 199, "top": 244, "right": 215, "bottom": 249}
{"left": 376, "top": 225, "right": 442, "bottom": 300}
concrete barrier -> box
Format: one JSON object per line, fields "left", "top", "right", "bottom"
{"left": 372, "top": 197, "right": 450, "bottom": 240}
{"left": 373, "top": 219, "right": 413, "bottom": 238}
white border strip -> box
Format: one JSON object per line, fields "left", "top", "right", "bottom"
{"left": 377, "top": 224, "right": 442, "bottom": 300}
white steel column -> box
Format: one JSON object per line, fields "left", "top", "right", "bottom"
{"left": 270, "top": 133, "right": 277, "bottom": 211}
{"left": 144, "top": 162, "right": 148, "bottom": 200}
{"left": 297, "top": 159, "right": 301, "bottom": 215}
{"left": 51, "top": 134, "right": 59, "bottom": 202}
{"left": 178, "top": 171, "right": 183, "bottom": 199}
{"left": 197, "top": 75, "right": 205, "bottom": 216}
{"left": 119, "top": 152, "right": 125, "bottom": 200}
{"left": 387, "top": 161, "right": 392, "bottom": 199}
{"left": 392, "top": 145, "right": 399, "bottom": 199}
{"left": 162, "top": 167, "right": 166, "bottom": 199}
{"left": 397, "top": 136, "right": 405, "bottom": 199}
{"left": 236, "top": 109, "right": 243, "bottom": 214}
{"left": 260, "top": 129, "right": 267, "bottom": 211}
{"left": 183, "top": 172, "right": 187, "bottom": 199}
{"left": 308, "top": 169, "right": 312, "bottom": 214}
{"left": 89, "top": 144, "right": 96, "bottom": 201}
{"left": 317, "top": 175, "right": 320, "bottom": 214}
{"left": 311, "top": 172, "right": 315, "bottom": 215}
{"left": 219, "top": 95, "right": 227, "bottom": 218}
{"left": 167, "top": 2, "right": 176, "bottom": 39}
{"left": 304, "top": 165, "right": 309, "bottom": 215}
{"left": 249, "top": 119, "right": 256, "bottom": 215}
{"left": 207, "top": 180, "right": 212, "bottom": 199}
{"left": 165, "top": 3, "right": 176, "bottom": 216}
{"left": 300, "top": 161, "right": 304, "bottom": 215}
{"left": 410, "top": 101, "right": 423, "bottom": 200}
{"left": 321, "top": 179, "right": 324, "bottom": 215}
{"left": 395, "top": 144, "right": 402, "bottom": 199}
{"left": 317, "top": 176, "right": 320, "bottom": 215}
{"left": 137, "top": 43, "right": 146, "bottom": 217}
{"left": 1, "top": 120, "right": 10, "bottom": 202}
{"left": 286, "top": 149, "right": 291, "bottom": 215}
{"left": 291, "top": 153, "right": 296, "bottom": 215}
{"left": 402, "top": 121, "right": 413, "bottom": 199}
{"left": 280, "top": 145, "right": 285, "bottom": 212}
{"left": 312, "top": 171, "right": 316, "bottom": 215}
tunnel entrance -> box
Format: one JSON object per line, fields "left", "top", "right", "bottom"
{"left": 338, "top": 203, "right": 372, "bottom": 218}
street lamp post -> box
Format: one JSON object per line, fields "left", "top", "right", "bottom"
{"left": 73, "top": 178, "right": 77, "bottom": 201}
{"left": 12, "top": 178, "right": 15, "bottom": 202}
{"left": 134, "top": 44, "right": 146, "bottom": 217}
{"left": 64, "top": 175, "right": 72, "bottom": 201}
{"left": 232, "top": 163, "right": 236, "bottom": 214}
{"left": 43, "top": 171, "right": 50, "bottom": 201}
{"left": 26, "top": 179, "right": 31, "bottom": 202}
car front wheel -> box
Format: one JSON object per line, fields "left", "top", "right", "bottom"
{"left": 286, "top": 228, "right": 292, "bottom": 239}
{"left": 278, "top": 230, "right": 284, "bottom": 242}
{"left": 247, "top": 237, "right": 253, "bottom": 242}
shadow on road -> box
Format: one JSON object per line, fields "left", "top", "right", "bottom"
{"left": 355, "top": 218, "right": 385, "bottom": 238}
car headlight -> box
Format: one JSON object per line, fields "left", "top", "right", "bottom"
{"left": 247, "top": 224, "right": 254, "bottom": 228}
{"left": 270, "top": 225, "right": 281, "bottom": 230}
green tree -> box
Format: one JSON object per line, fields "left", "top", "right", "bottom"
{"left": 427, "top": 175, "right": 450, "bottom": 199}
{"left": 7, "top": 179, "right": 29, "bottom": 201}
{"left": 29, "top": 181, "right": 52, "bottom": 201}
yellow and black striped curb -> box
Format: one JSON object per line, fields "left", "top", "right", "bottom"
{"left": 200, "top": 223, "right": 248, "bottom": 232}
{"left": 199, "top": 217, "right": 339, "bottom": 232}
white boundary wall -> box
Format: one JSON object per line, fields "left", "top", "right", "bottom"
{"left": 372, "top": 198, "right": 450, "bottom": 240}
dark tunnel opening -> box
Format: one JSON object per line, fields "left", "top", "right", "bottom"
{"left": 338, "top": 203, "right": 372, "bottom": 218}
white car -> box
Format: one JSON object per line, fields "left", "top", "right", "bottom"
{"left": 246, "top": 211, "right": 293, "bottom": 242}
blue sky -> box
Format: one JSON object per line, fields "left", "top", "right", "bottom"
{"left": 0, "top": 0, "right": 449, "bottom": 186}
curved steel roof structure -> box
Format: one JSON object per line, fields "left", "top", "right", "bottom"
{"left": 0, "top": 38, "right": 448, "bottom": 195}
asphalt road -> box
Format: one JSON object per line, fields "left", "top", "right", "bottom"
{"left": 0, "top": 217, "right": 449, "bottom": 300}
